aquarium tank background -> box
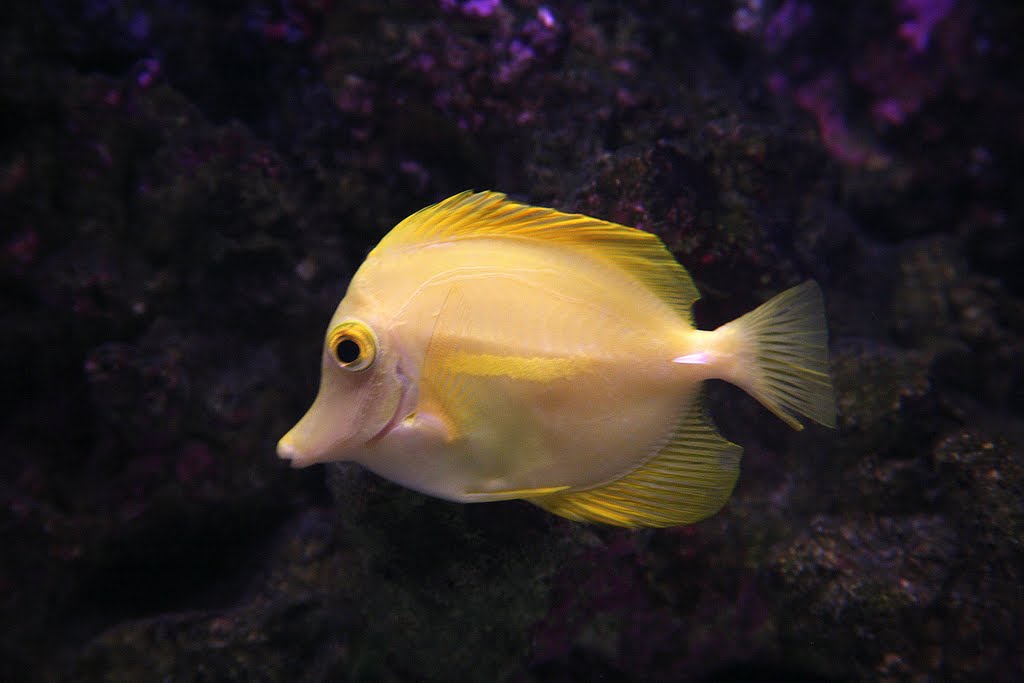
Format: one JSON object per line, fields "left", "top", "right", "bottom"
{"left": 1, "top": 1, "right": 1021, "bottom": 681}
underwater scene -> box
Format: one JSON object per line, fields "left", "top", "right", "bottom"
{"left": 1, "top": 1, "right": 1021, "bottom": 680}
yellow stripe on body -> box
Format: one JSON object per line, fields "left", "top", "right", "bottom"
{"left": 445, "top": 351, "right": 593, "bottom": 382}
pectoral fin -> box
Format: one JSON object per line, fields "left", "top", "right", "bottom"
{"left": 415, "top": 286, "right": 479, "bottom": 442}
{"left": 415, "top": 284, "right": 563, "bottom": 485}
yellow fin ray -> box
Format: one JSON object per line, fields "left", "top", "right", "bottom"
{"left": 724, "top": 281, "right": 837, "bottom": 430}
{"left": 373, "top": 191, "right": 699, "bottom": 323}
{"left": 531, "top": 397, "right": 742, "bottom": 528}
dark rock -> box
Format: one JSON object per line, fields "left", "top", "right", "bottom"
{"left": 1, "top": 1, "right": 1021, "bottom": 681}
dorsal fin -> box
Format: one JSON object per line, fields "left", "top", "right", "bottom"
{"left": 531, "top": 396, "right": 742, "bottom": 528}
{"left": 373, "top": 191, "right": 700, "bottom": 322}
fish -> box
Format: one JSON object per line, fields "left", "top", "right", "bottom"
{"left": 277, "top": 191, "right": 836, "bottom": 528}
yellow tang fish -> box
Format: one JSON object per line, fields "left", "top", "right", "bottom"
{"left": 278, "top": 191, "right": 836, "bottom": 527}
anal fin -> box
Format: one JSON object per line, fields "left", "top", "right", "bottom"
{"left": 531, "top": 396, "right": 742, "bottom": 528}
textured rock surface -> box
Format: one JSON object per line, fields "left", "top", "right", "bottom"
{"left": 2, "top": 1, "right": 1021, "bottom": 680}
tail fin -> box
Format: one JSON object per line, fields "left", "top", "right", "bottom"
{"left": 725, "top": 281, "right": 836, "bottom": 430}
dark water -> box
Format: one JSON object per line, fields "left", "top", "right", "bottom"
{"left": 1, "top": 1, "right": 1021, "bottom": 680}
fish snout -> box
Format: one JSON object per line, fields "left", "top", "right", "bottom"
{"left": 276, "top": 410, "right": 357, "bottom": 467}
{"left": 276, "top": 432, "right": 315, "bottom": 468}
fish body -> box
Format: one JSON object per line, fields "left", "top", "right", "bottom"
{"left": 278, "top": 191, "right": 836, "bottom": 527}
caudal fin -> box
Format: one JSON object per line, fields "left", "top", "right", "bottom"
{"left": 726, "top": 281, "right": 836, "bottom": 430}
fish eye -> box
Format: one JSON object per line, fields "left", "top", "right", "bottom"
{"left": 327, "top": 321, "right": 377, "bottom": 372}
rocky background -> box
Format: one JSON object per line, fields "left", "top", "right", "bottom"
{"left": 2, "top": 1, "right": 1021, "bottom": 680}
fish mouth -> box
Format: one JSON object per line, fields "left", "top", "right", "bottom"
{"left": 276, "top": 437, "right": 304, "bottom": 464}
